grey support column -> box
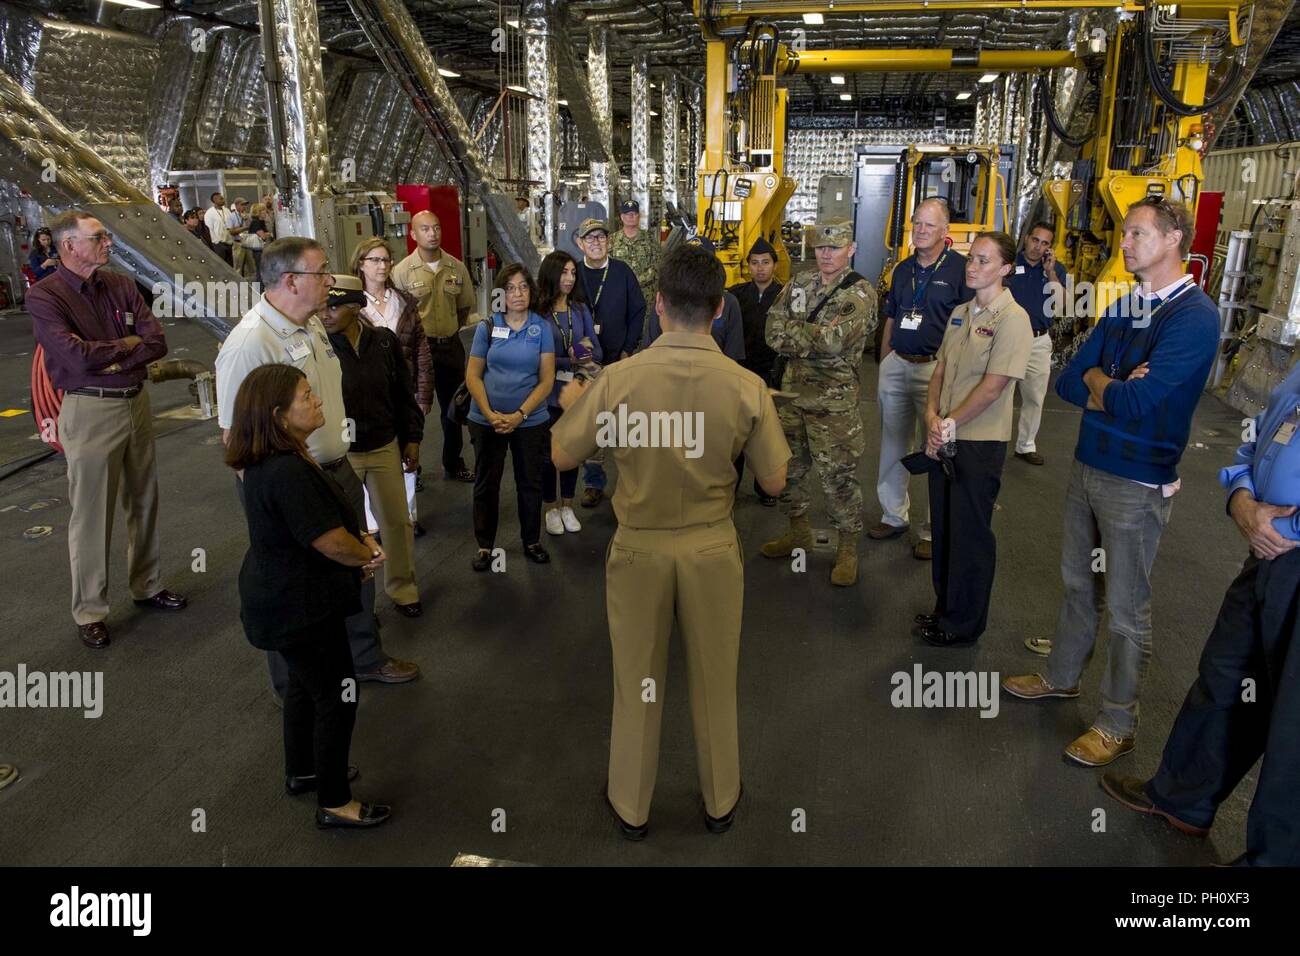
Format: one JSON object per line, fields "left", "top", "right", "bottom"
{"left": 661, "top": 74, "right": 679, "bottom": 213}
{"left": 587, "top": 26, "right": 613, "bottom": 217}
{"left": 524, "top": 0, "right": 558, "bottom": 246}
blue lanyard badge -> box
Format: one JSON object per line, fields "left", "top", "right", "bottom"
{"left": 910, "top": 250, "right": 947, "bottom": 311}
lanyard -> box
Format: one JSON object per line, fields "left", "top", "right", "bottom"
{"left": 911, "top": 250, "right": 948, "bottom": 311}
{"left": 552, "top": 308, "right": 574, "bottom": 353}
{"left": 1107, "top": 279, "right": 1194, "bottom": 377}
{"left": 583, "top": 262, "right": 610, "bottom": 310}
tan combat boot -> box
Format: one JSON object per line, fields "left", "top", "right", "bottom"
{"left": 760, "top": 513, "right": 812, "bottom": 558}
{"left": 830, "top": 532, "right": 860, "bottom": 586}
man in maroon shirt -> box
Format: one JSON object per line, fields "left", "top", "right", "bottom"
{"left": 28, "top": 210, "right": 188, "bottom": 649}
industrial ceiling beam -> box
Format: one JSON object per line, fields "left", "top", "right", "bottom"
{"left": 782, "top": 49, "right": 1080, "bottom": 73}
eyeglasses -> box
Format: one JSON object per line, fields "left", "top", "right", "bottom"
{"left": 285, "top": 270, "right": 333, "bottom": 278}
{"left": 582, "top": 234, "right": 608, "bottom": 242}
{"left": 361, "top": 257, "right": 392, "bottom": 265}
{"left": 74, "top": 232, "right": 113, "bottom": 244}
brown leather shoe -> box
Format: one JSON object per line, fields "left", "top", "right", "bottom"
{"left": 1100, "top": 774, "right": 1209, "bottom": 837}
{"left": 867, "top": 521, "right": 908, "bottom": 540}
{"left": 581, "top": 487, "right": 604, "bottom": 508}
{"left": 356, "top": 657, "right": 420, "bottom": 684}
{"left": 1001, "top": 673, "right": 1079, "bottom": 699}
{"left": 1065, "top": 726, "right": 1135, "bottom": 767}
{"left": 912, "top": 539, "right": 932, "bottom": 561}
{"left": 133, "top": 589, "right": 188, "bottom": 610}
{"left": 78, "top": 622, "right": 110, "bottom": 649}
{"left": 1015, "top": 451, "right": 1045, "bottom": 466}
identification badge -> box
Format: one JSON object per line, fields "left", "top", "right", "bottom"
{"left": 491, "top": 326, "right": 510, "bottom": 339}
{"left": 1274, "top": 421, "right": 1297, "bottom": 445}
{"left": 1014, "top": 265, "right": 1026, "bottom": 275}
{"left": 286, "top": 339, "right": 311, "bottom": 362}
{"left": 556, "top": 370, "right": 575, "bottom": 382}
{"left": 975, "top": 326, "right": 995, "bottom": 338}
{"left": 593, "top": 324, "right": 601, "bottom": 334}
{"left": 900, "top": 311, "right": 922, "bottom": 331}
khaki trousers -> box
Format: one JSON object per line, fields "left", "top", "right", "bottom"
{"left": 605, "top": 519, "right": 744, "bottom": 826}
{"left": 58, "top": 391, "right": 162, "bottom": 625}
{"left": 348, "top": 440, "right": 418, "bottom": 606}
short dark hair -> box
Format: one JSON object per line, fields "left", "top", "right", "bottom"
{"left": 493, "top": 262, "right": 537, "bottom": 311}
{"left": 211, "top": 192, "right": 222, "bottom": 202}
{"left": 658, "top": 246, "right": 725, "bottom": 327}
{"left": 973, "top": 230, "right": 1018, "bottom": 266}
{"left": 47, "top": 210, "right": 96, "bottom": 248}
{"left": 534, "top": 251, "right": 586, "bottom": 315}
{"left": 1028, "top": 220, "right": 1055, "bottom": 239}
{"left": 261, "top": 237, "right": 324, "bottom": 289}
{"left": 183, "top": 208, "right": 202, "bottom": 223}
{"left": 223, "top": 364, "right": 309, "bottom": 470}
{"left": 1127, "top": 196, "right": 1195, "bottom": 256}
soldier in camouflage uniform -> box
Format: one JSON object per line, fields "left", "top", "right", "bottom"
{"left": 610, "top": 199, "right": 661, "bottom": 337}
{"left": 760, "top": 219, "right": 878, "bottom": 586}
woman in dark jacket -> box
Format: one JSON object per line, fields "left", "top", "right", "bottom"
{"left": 28, "top": 228, "right": 58, "bottom": 282}
{"left": 353, "top": 237, "right": 433, "bottom": 534}
{"left": 226, "top": 363, "right": 392, "bottom": 830}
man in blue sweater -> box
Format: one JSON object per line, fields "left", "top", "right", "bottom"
{"left": 1100, "top": 364, "right": 1300, "bottom": 865}
{"left": 575, "top": 218, "right": 646, "bottom": 508}
{"left": 1003, "top": 196, "right": 1220, "bottom": 767}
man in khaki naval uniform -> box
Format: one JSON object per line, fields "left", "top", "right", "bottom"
{"left": 390, "top": 210, "right": 478, "bottom": 481}
{"left": 761, "top": 218, "right": 878, "bottom": 586}
{"left": 551, "top": 246, "right": 790, "bottom": 840}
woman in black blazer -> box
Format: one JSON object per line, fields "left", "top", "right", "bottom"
{"left": 225, "top": 363, "right": 392, "bottom": 830}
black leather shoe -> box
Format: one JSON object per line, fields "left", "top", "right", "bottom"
{"left": 446, "top": 467, "right": 474, "bottom": 483}
{"left": 286, "top": 765, "right": 359, "bottom": 796}
{"left": 395, "top": 602, "right": 422, "bottom": 618}
{"left": 918, "top": 623, "right": 978, "bottom": 647}
{"left": 413, "top": 521, "right": 427, "bottom": 538}
{"left": 914, "top": 613, "right": 939, "bottom": 628}
{"left": 705, "top": 785, "right": 743, "bottom": 834}
{"left": 603, "top": 790, "right": 647, "bottom": 841}
{"left": 315, "top": 801, "right": 392, "bottom": 829}
{"left": 472, "top": 549, "right": 492, "bottom": 572}
{"left": 133, "top": 589, "right": 187, "bottom": 611}
{"left": 524, "top": 543, "right": 551, "bottom": 564}
{"left": 78, "top": 622, "right": 110, "bottom": 649}
{"left": 1015, "top": 451, "right": 1046, "bottom": 466}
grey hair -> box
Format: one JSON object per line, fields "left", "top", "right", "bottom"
{"left": 260, "top": 237, "right": 324, "bottom": 289}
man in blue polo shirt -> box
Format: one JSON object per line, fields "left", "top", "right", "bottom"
{"left": 574, "top": 217, "right": 645, "bottom": 508}
{"left": 1005, "top": 221, "right": 1067, "bottom": 466}
{"left": 1100, "top": 362, "right": 1300, "bottom": 865}
{"left": 871, "top": 197, "right": 972, "bottom": 560}
{"left": 1003, "top": 196, "right": 1220, "bottom": 768}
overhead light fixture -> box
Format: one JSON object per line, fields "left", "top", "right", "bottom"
{"left": 955, "top": 91, "right": 972, "bottom": 100}
{"left": 506, "top": 18, "right": 520, "bottom": 28}
{"left": 650, "top": 110, "right": 659, "bottom": 116}
{"left": 506, "top": 84, "right": 528, "bottom": 94}
{"left": 437, "top": 67, "right": 461, "bottom": 78}
{"left": 102, "top": 0, "right": 161, "bottom": 8}
{"left": 803, "top": 13, "right": 824, "bottom": 24}
{"left": 558, "top": 98, "right": 568, "bottom": 106}
{"left": 830, "top": 75, "right": 845, "bottom": 85}
{"left": 839, "top": 93, "right": 852, "bottom": 101}
{"left": 979, "top": 73, "right": 998, "bottom": 83}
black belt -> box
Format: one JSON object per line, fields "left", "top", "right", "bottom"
{"left": 429, "top": 335, "right": 457, "bottom": 346}
{"left": 70, "top": 384, "right": 142, "bottom": 399}
{"left": 894, "top": 352, "right": 936, "bottom": 364}
{"left": 319, "top": 456, "right": 348, "bottom": 472}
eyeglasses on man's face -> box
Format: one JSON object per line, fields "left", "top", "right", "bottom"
{"left": 74, "top": 232, "right": 113, "bottom": 245}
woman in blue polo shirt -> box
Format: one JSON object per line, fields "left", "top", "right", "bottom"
{"left": 464, "top": 263, "right": 556, "bottom": 570}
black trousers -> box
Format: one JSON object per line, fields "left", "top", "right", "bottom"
{"left": 1148, "top": 550, "right": 1300, "bottom": 865}
{"left": 429, "top": 338, "right": 468, "bottom": 474}
{"left": 279, "top": 616, "right": 358, "bottom": 808}
{"left": 212, "top": 241, "right": 233, "bottom": 266}
{"left": 468, "top": 420, "right": 547, "bottom": 549}
{"left": 927, "top": 440, "right": 1005, "bottom": 641}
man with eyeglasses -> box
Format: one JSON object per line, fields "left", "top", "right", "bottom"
{"left": 29, "top": 210, "right": 188, "bottom": 649}
{"left": 390, "top": 210, "right": 478, "bottom": 483}
{"left": 216, "top": 237, "right": 420, "bottom": 691}
{"left": 573, "top": 217, "right": 645, "bottom": 508}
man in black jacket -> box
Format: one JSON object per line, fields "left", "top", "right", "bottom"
{"left": 322, "top": 276, "right": 426, "bottom": 618}
{"left": 729, "top": 238, "right": 784, "bottom": 505}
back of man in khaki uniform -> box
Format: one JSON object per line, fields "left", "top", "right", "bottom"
{"left": 551, "top": 246, "right": 790, "bottom": 840}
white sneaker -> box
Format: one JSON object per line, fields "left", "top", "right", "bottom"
{"left": 561, "top": 506, "right": 582, "bottom": 533}
{"left": 545, "top": 509, "right": 565, "bottom": 535}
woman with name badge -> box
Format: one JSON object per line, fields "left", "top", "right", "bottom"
{"left": 535, "top": 251, "right": 602, "bottom": 536}
{"left": 464, "top": 263, "right": 556, "bottom": 570}
{"left": 916, "top": 231, "right": 1034, "bottom": 648}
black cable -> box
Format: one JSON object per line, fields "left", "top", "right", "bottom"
{"left": 1040, "top": 69, "right": 1095, "bottom": 148}
{"left": 0, "top": 449, "right": 57, "bottom": 483}
{"left": 1141, "top": 13, "right": 1243, "bottom": 117}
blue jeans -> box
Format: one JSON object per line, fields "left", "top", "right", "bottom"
{"left": 1044, "top": 460, "right": 1173, "bottom": 737}
{"left": 583, "top": 450, "right": 606, "bottom": 491}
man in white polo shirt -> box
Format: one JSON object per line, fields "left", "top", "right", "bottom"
{"left": 204, "top": 192, "right": 233, "bottom": 266}
{"left": 216, "top": 237, "right": 420, "bottom": 695}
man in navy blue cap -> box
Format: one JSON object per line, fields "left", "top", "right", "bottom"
{"left": 611, "top": 198, "right": 661, "bottom": 328}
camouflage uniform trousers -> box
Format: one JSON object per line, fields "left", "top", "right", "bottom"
{"left": 778, "top": 402, "right": 865, "bottom": 534}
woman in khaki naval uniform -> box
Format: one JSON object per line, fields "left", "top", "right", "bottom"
{"left": 550, "top": 246, "right": 791, "bottom": 840}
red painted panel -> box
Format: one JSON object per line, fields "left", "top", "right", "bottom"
{"left": 395, "top": 184, "right": 463, "bottom": 261}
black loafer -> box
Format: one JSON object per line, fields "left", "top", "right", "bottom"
{"left": 315, "top": 801, "right": 392, "bottom": 829}
{"left": 918, "top": 623, "right": 978, "bottom": 647}
{"left": 705, "top": 785, "right": 743, "bottom": 834}
{"left": 286, "top": 765, "right": 359, "bottom": 796}
{"left": 413, "top": 521, "right": 427, "bottom": 538}
{"left": 603, "top": 790, "right": 647, "bottom": 842}
{"left": 472, "top": 549, "right": 492, "bottom": 572}
{"left": 395, "top": 602, "right": 422, "bottom": 618}
{"left": 524, "top": 544, "right": 550, "bottom": 564}
{"left": 133, "top": 589, "right": 187, "bottom": 611}
{"left": 914, "top": 613, "right": 939, "bottom": 628}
